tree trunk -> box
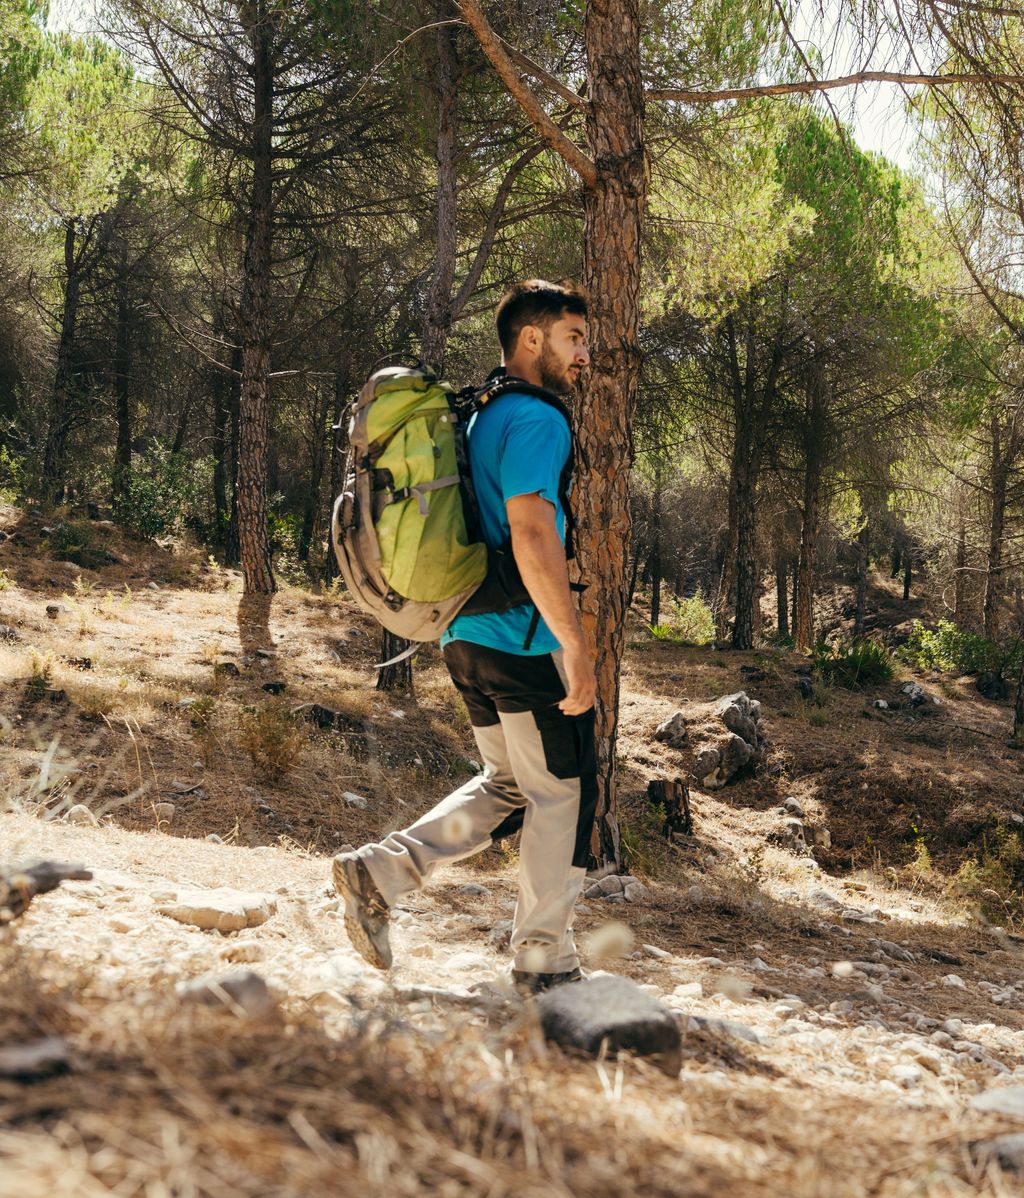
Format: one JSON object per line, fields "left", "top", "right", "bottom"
{"left": 891, "top": 544, "right": 901, "bottom": 578}
{"left": 576, "top": 0, "right": 647, "bottom": 868}
{"left": 41, "top": 218, "right": 81, "bottom": 506}
{"left": 983, "top": 414, "right": 1008, "bottom": 642}
{"left": 324, "top": 365, "right": 349, "bottom": 586}
{"left": 903, "top": 553, "right": 912, "bottom": 601}
{"left": 224, "top": 344, "right": 242, "bottom": 565}
{"left": 796, "top": 363, "right": 827, "bottom": 652}
{"left": 379, "top": 11, "right": 462, "bottom": 690}
{"left": 733, "top": 470, "right": 758, "bottom": 649}
{"left": 954, "top": 509, "right": 968, "bottom": 627}
{"left": 376, "top": 632, "right": 414, "bottom": 693}
{"left": 420, "top": 7, "right": 459, "bottom": 372}
{"left": 235, "top": 6, "right": 276, "bottom": 595}
{"left": 1012, "top": 654, "right": 1024, "bottom": 748}
{"left": 171, "top": 397, "right": 190, "bottom": 455}
{"left": 112, "top": 273, "right": 132, "bottom": 506}
{"left": 791, "top": 558, "right": 799, "bottom": 635}
{"left": 650, "top": 458, "right": 662, "bottom": 627}
{"left": 854, "top": 517, "right": 870, "bottom": 638}
{"left": 298, "top": 384, "right": 330, "bottom": 563}
{"left": 775, "top": 550, "right": 788, "bottom": 638}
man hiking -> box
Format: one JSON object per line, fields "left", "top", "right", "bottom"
{"left": 332, "top": 279, "right": 598, "bottom": 994}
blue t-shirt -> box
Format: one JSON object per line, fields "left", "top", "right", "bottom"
{"left": 442, "top": 390, "right": 571, "bottom": 656}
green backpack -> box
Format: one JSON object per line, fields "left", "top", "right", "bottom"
{"left": 330, "top": 365, "right": 575, "bottom": 653}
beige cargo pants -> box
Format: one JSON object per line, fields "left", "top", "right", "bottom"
{"left": 355, "top": 640, "right": 598, "bottom": 974}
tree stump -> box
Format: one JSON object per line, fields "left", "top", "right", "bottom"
{"left": 647, "top": 778, "right": 692, "bottom": 838}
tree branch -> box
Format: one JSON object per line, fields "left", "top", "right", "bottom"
{"left": 456, "top": 0, "right": 597, "bottom": 188}
{"left": 647, "top": 71, "right": 1024, "bottom": 104}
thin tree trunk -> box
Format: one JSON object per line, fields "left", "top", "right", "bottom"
{"left": 298, "top": 384, "right": 330, "bottom": 563}
{"left": 235, "top": 5, "right": 276, "bottom": 594}
{"left": 211, "top": 364, "right": 230, "bottom": 544}
{"left": 891, "top": 544, "right": 901, "bottom": 578}
{"left": 421, "top": 6, "right": 459, "bottom": 371}
{"left": 796, "top": 364, "right": 827, "bottom": 652}
{"left": 225, "top": 344, "right": 242, "bottom": 565}
{"left": 903, "top": 553, "right": 912, "bottom": 601}
{"left": 954, "top": 509, "right": 968, "bottom": 627}
{"left": 42, "top": 218, "right": 81, "bottom": 506}
{"left": 1012, "top": 654, "right": 1024, "bottom": 748}
{"left": 983, "top": 414, "right": 1008, "bottom": 641}
{"left": 775, "top": 550, "right": 789, "bottom": 638}
{"left": 650, "top": 458, "right": 662, "bottom": 627}
{"left": 791, "top": 559, "right": 799, "bottom": 635}
{"left": 733, "top": 469, "right": 758, "bottom": 648}
{"left": 854, "top": 517, "right": 870, "bottom": 638}
{"left": 171, "top": 398, "right": 190, "bottom": 455}
{"left": 376, "top": 632, "right": 413, "bottom": 693}
{"left": 576, "top": 0, "right": 647, "bottom": 868}
{"left": 112, "top": 274, "right": 132, "bottom": 506}
{"left": 324, "top": 364, "right": 349, "bottom": 586}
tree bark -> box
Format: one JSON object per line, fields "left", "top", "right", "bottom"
{"left": 903, "top": 553, "right": 912, "bottom": 601}
{"left": 795, "top": 361, "right": 827, "bottom": 651}
{"left": 954, "top": 509, "right": 968, "bottom": 627}
{"left": 791, "top": 558, "right": 799, "bottom": 635}
{"left": 41, "top": 219, "right": 82, "bottom": 506}
{"left": 983, "top": 413, "right": 1008, "bottom": 642}
{"left": 112, "top": 273, "right": 132, "bottom": 506}
{"left": 298, "top": 384, "right": 330, "bottom": 563}
{"left": 854, "top": 516, "right": 870, "bottom": 638}
{"left": 775, "top": 550, "right": 788, "bottom": 637}
{"left": 235, "top": 5, "right": 276, "bottom": 594}
{"left": 376, "top": 632, "right": 413, "bottom": 693}
{"left": 324, "top": 364, "right": 349, "bottom": 586}
{"left": 1013, "top": 653, "right": 1024, "bottom": 748}
{"left": 224, "top": 344, "right": 242, "bottom": 565}
{"left": 420, "top": 7, "right": 459, "bottom": 372}
{"left": 576, "top": 0, "right": 647, "bottom": 867}
{"left": 650, "top": 458, "right": 662, "bottom": 627}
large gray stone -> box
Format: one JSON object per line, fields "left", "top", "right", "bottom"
{"left": 719, "top": 703, "right": 758, "bottom": 747}
{"left": 654, "top": 712, "right": 689, "bottom": 750}
{"left": 718, "top": 733, "right": 753, "bottom": 777}
{"left": 537, "top": 975, "right": 682, "bottom": 1075}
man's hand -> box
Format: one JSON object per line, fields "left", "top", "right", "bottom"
{"left": 559, "top": 642, "right": 596, "bottom": 715}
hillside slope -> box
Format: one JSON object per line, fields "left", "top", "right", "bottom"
{"left": 4, "top": 506, "right": 1024, "bottom": 1196}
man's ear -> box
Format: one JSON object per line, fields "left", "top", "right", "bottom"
{"left": 519, "top": 323, "right": 543, "bottom": 356}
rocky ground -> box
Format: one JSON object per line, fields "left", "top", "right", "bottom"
{"left": 4, "top": 505, "right": 1024, "bottom": 1195}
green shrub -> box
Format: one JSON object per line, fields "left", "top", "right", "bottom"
{"left": 813, "top": 637, "right": 894, "bottom": 688}
{"left": 238, "top": 701, "right": 306, "bottom": 782}
{"left": 112, "top": 443, "right": 215, "bottom": 540}
{"left": 0, "top": 444, "right": 25, "bottom": 500}
{"left": 899, "top": 619, "right": 1010, "bottom": 674}
{"left": 48, "top": 519, "right": 93, "bottom": 559}
{"left": 648, "top": 592, "right": 715, "bottom": 645}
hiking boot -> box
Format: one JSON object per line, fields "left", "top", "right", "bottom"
{"left": 332, "top": 853, "right": 392, "bottom": 970}
{"left": 512, "top": 966, "right": 583, "bottom": 996}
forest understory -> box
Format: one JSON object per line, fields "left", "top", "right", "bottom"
{"left": 4, "top": 506, "right": 1024, "bottom": 1197}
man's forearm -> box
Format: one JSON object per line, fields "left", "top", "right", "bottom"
{"left": 511, "top": 523, "right": 586, "bottom": 651}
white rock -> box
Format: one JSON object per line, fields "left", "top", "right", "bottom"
{"left": 342, "top": 792, "right": 368, "bottom": 809}
{"left": 180, "top": 969, "right": 275, "bottom": 1018}
{"left": 154, "top": 802, "right": 175, "bottom": 825}
{"left": 673, "top": 982, "right": 703, "bottom": 999}
{"left": 941, "top": 974, "right": 966, "bottom": 990}
{"left": 206, "top": 834, "right": 224, "bottom": 844}
{"left": 623, "top": 881, "right": 650, "bottom": 903}
{"left": 66, "top": 805, "right": 97, "bottom": 826}
{"left": 942, "top": 1017, "right": 964, "bottom": 1036}
{"left": 643, "top": 944, "right": 672, "bottom": 960}
{"left": 971, "top": 1086, "right": 1024, "bottom": 1118}
{"left": 687, "top": 885, "right": 705, "bottom": 904}
{"left": 458, "top": 883, "right": 490, "bottom": 897}
{"left": 157, "top": 888, "right": 277, "bottom": 933}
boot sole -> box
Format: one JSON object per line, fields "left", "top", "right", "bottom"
{"left": 332, "top": 857, "right": 391, "bottom": 971}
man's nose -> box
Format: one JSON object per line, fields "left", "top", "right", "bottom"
{"left": 575, "top": 345, "right": 590, "bottom": 364}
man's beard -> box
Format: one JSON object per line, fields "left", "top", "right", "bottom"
{"left": 538, "top": 340, "right": 576, "bottom": 396}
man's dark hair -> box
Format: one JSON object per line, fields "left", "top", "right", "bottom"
{"left": 495, "top": 279, "right": 588, "bottom": 355}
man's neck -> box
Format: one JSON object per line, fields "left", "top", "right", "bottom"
{"left": 502, "top": 357, "right": 542, "bottom": 387}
